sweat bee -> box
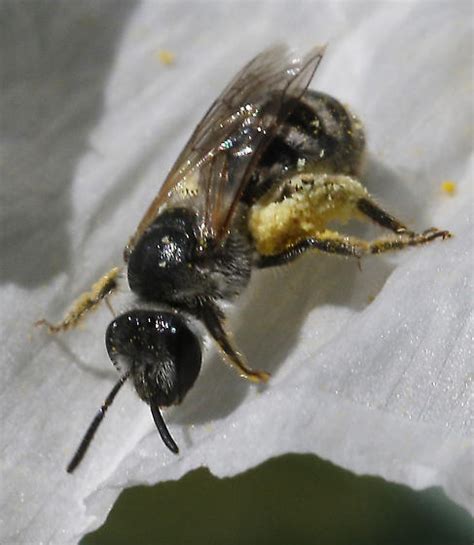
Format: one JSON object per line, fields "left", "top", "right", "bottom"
{"left": 37, "top": 44, "right": 451, "bottom": 472}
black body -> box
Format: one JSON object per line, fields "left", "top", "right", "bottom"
{"left": 120, "top": 90, "right": 363, "bottom": 420}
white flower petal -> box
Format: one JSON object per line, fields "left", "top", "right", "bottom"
{"left": 0, "top": 2, "right": 471, "bottom": 544}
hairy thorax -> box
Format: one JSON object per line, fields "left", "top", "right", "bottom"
{"left": 127, "top": 207, "right": 253, "bottom": 311}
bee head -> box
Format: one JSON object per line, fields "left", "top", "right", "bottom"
{"left": 105, "top": 310, "right": 201, "bottom": 453}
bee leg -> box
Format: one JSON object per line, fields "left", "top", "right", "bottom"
{"left": 367, "top": 228, "right": 452, "bottom": 253}
{"left": 355, "top": 196, "right": 452, "bottom": 245}
{"left": 352, "top": 188, "right": 452, "bottom": 244}
{"left": 256, "top": 228, "right": 451, "bottom": 269}
{"left": 35, "top": 267, "right": 122, "bottom": 333}
{"left": 256, "top": 234, "right": 363, "bottom": 268}
{"left": 321, "top": 175, "right": 449, "bottom": 239}
{"left": 199, "top": 302, "right": 270, "bottom": 383}
{"left": 356, "top": 197, "right": 413, "bottom": 235}
{"left": 252, "top": 172, "right": 451, "bottom": 268}
{"left": 104, "top": 296, "right": 117, "bottom": 318}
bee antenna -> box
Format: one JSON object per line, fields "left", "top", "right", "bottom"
{"left": 150, "top": 401, "right": 179, "bottom": 454}
{"left": 67, "top": 372, "right": 130, "bottom": 473}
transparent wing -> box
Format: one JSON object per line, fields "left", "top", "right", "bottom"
{"left": 127, "top": 44, "right": 325, "bottom": 253}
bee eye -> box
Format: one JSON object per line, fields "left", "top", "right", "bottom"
{"left": 106, "top": 310, "right": 202, "bottom": 407}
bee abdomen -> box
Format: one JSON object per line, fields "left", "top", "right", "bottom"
{"left": 245, "top": 91, "right": 365, "bottom": 203}
{"left": 287, "top": 91, "right": 365, "bottom": 173}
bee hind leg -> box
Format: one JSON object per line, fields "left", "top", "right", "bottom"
{"left": 335, "top": 177, "right": 451, "bottom": 240}
{"left": 199, "top": 302, "right": 270, "bottom": 383}
{"left": 356, "top": 196, "right": 413, "bottom": 235}
{"left": 256, "top": 234, "right": 363, "bottom": 268}
{"left": 35, "top": 267, "right": 122, "bottom": 333}
{"left": 353, "top": 191, "right": 452, "bottom": 248}
{"left": 253, "top": 173, "right": 451, "bottom": 268}
{"left": 256, "top": 228, "right": 451, "bottom": 268}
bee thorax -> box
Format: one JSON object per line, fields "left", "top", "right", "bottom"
{"left": 127, "top": 207, "right": 252, "bottom": 311}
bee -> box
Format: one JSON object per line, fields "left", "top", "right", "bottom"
{"left": 37, "top": 44, "right": 451, "bottom": 472}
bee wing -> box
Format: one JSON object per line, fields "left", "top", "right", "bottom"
{"left": 127, "top": 44, "right": 325, "bottom": 253}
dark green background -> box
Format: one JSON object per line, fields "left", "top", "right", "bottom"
{"left": 82, "top": 454, "right": 473, "bottom": 545}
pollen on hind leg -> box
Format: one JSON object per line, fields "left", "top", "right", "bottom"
{"left": 248, "top": 173, "right": 368, "bottom": 255}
